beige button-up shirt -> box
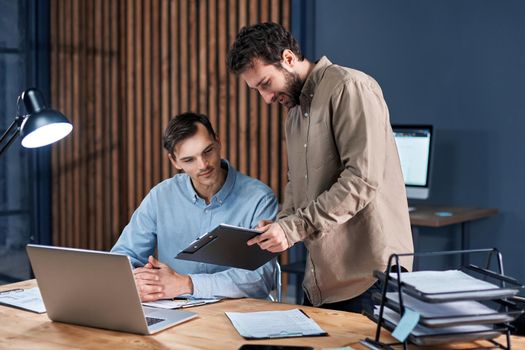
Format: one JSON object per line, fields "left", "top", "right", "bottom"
{"left": 277, "top": 57, "right": 413, "bottom": 306}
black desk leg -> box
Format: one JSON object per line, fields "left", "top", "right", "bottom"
{"left": 296, "top": 273, "right": 304, "bottom": 305}
{"left": 461, "top": 222, "right": 470, "bottom": 266}
{"left": 411, "top": 225, "right": 419, "bottom": 271}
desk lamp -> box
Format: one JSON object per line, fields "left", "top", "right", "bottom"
{"left": 0, "top": 88, "right": 72, "bottom": 156}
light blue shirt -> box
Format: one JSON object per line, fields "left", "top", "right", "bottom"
{"left": 111, "top": 160, "right": 278, "bottom": 299}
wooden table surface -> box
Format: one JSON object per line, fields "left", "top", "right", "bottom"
{"left": 1, "top": 280, "right": 523, "bottom": 349}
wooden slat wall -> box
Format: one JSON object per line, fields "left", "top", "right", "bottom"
{"left": 50, "top": 0, "right": 291, "bottom": 251}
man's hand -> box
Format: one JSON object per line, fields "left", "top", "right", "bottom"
{"left": 247, "top": 220, "right": 291, "bottom": 253}
{"left": 133, "top": 256, "right": 193, "bottom": 302}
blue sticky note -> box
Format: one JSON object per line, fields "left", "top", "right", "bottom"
{"left": 391, "top": 308, "right": 420, "bottom": 342}
{"left": 434, "top": 211, "right": 453, "bottom": 217}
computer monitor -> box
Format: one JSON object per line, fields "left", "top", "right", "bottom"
{"left": 392, "top": 125, "right": 433, "bottom": 200}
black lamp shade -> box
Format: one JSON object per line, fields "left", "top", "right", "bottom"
{"left": 19, "top": 88, "right": 73, "bottom": 148}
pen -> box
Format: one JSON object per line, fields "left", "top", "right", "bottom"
{"left": 0, "top": 288, "right": 24, "bottom": 295}
{"left": 181, "top": 301, "right": 206, "bottom": 308}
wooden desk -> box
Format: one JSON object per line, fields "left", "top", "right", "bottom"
{"left": 409, "top": 206, "right": 498, "bottom": 227}
{"left": 1, "top": 280, "right": 523, "bottom": 349}
{"left": 410, "top": 206, "right": 498, "bottom": 266}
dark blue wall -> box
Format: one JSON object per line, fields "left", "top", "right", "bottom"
{"left": 0, "top": 0, "right": 51, "bottom": 283}
{"left": 302, "top": 0, "right": 525, "bottom": 282}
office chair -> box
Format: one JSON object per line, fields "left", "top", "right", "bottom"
{"left": 268, "top": 261, "right": 282, "bottom": 303}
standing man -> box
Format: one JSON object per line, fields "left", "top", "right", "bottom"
{"left": 228, "top": 23, "right": 413, "bottom": 313}
{"left": 112, "top": 112, "right": 278, "bottom": 302}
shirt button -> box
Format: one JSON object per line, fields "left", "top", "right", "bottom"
{"left": 304, "top": 144, "right": 307, "bottom": 148}
{"left": 310, "top": 94, "right": 313, "bottom": 97}
{"left": 304, "top": 174, "right": 308, "bottom": 179}
{"left": 204, "top": 209, "right": 208, "bottom": 213}
{"left": 304, "top": 112, "right": 309, "bottom": 117}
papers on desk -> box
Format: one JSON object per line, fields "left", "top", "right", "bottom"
{"left": 374, "top": 306, "right": 501, "bottom": 345}
{"left": 142, "top": 297, "right": 221, "bottom": 309}
{"left": 225, "top": 308, "right": 327, "bottom": 339}
{"left": 0, "top": 287, "right": 46, "bottom": 313}
{"left": 390, "top": 270, "right": 519, "bottom": 301}
{"left": 383, "top": 292, "right": 519, "bottom": 327}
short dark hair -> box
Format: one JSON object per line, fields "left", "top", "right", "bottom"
{"left": 227, "top": 22, "right": 303, "bottom": 74}
{"left": 163, "top": 112, "right": 217, "bottom": 156}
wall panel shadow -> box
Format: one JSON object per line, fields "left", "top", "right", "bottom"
{"left": 50, "top": 0, "right": 290, "bottom": 251}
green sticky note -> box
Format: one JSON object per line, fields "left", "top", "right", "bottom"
{"left": 391, "top": 308, "right": 420, "bottom": 342}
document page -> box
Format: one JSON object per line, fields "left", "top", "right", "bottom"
{"left": 376, "top": 306, "right": 494, "bottom": 337}
{"left": 386, "top": 292, "right": 496, "bottom": 317}
{"left": 384, "top": 292, "right": 517, "bottom": 326}
{"left": 395, "top": 270, "right": 498, "bottom": 293}
{"left": 390, "top": 270, "right": 518, "bottom": 300}
{"left": 0, "top": 287, "right": 46, "bottom": 313}
{"left": 225, "top": 308, "right": 327, "bottom": 339}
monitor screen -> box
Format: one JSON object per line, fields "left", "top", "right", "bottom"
{"left": 392, "top": 125, "right": 433, "bottom": 200}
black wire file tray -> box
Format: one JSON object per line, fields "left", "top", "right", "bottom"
{"left": 372, "top": 292, "right": 522, "bottom": 328}
{"left": 365, "top": 249, "right": 523, "bottom": 349}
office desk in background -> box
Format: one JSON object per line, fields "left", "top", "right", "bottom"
{"left": 1, "top": 280, "right": 523, "bottom": 349}
{"left": 282, "top": 205, "right": 498, "bottom": 303}
{"left": 410, "top": 205, "right": 498, "bottom": 267}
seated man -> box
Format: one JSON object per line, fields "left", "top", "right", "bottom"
{"left": 111, "top": 112, "right": 278, "bottom": 301}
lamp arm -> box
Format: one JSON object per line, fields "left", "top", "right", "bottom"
{"left": 0, "top": 116, "right": 24, "bottom": 157}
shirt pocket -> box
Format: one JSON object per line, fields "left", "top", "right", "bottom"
{"left": 307, "top": 119, "right": 338, "bottom": 170}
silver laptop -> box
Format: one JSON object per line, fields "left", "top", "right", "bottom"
{"left": 26, "top": 244, "right": 197, "bottom": 335}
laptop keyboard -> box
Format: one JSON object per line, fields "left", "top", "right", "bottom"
{"left": 146, "top": 316, "right": 165, "bottom": 326}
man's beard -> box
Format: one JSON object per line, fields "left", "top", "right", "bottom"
{"left": 279, "top": 67, "right": 304, "bottom": 109}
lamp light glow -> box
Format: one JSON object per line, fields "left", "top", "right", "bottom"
{"left": 19, "top": 88, "right": 73, "bottom": 148}
{"left": 0, "top": 88, "right": 72, "bottom": 157}
{"left": 20, "top": 122, "right": 73, "bottom": 148}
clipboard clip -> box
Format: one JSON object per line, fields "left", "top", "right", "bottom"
{"left": 182, "top": 234, "right": 218, "bottom": 254}
{"left": 268, "top": 331, "right": 303, "bottom": 338}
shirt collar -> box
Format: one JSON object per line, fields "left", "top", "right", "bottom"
{"left": 300, "top": 56, "right": 333, "bottom": 110}
{"left": 186, "top": 159, "right": 236, "bottom": 206}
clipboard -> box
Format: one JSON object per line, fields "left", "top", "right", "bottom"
{"left": 0, "top": 287, "right": 46, "bottom": 314}
{"left": 175, "top": 224, "right": 278, "bottom": 270}
{"left": 225, "top": 309, "right": 328, "bottom": 339}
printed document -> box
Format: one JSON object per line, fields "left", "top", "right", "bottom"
{"left": 375, "top": 306, "right": 494, "bottom": 337}
{"left": 0, "top": 287, "right": 46, "bottom": 313}
{"left": 225, "top": 308, "right": 327, "bottom": 339}
{"left": 391, "top": 270, "right": 518, "bottom": 300}
{"left": 385, "top": 292, "right": 516, "bottom": 326}
{"left": 394, "top": 270, "right": 498, "bottom": 293}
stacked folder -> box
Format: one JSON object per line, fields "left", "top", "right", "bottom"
{"left": 369, "top": 268, "right": 523, "bottom": 346}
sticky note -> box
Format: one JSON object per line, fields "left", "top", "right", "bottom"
{"left": 391, "top": 308, "right": 420, "bottom": 342}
